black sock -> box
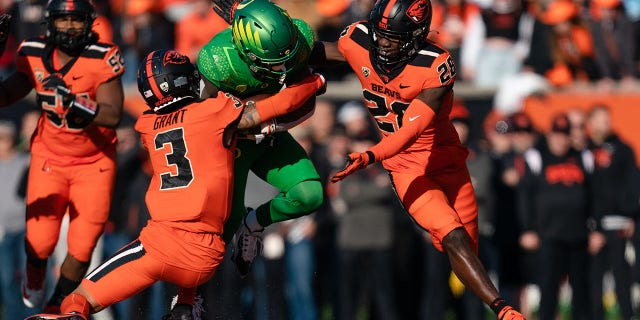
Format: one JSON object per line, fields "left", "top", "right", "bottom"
{"left": 47, "top": 275, "right": 81, "bottom": 307}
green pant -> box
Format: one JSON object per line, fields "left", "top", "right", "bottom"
{"left": 222, "top": 131, "right": 322, "bottom": 242}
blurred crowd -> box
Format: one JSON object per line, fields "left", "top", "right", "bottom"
{"left": 1, "top": 0, "right": 640, "bottom": 319}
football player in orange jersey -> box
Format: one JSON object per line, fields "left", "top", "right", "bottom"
{"left": 312, "top": 0, "right": 525, "bottom": 318}
{"left": 0, "top": 0, "right": 125, "bottom": 313}
{"left": 22, "top": 49, "right": 325, "bottom": 320}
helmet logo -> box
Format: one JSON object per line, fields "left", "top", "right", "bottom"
{"left": 163, "top": 51, "right": 188, "bottom": 65}
{"left": 233, "top": 19, "right": 265, "bottom": 54}
{"left": 406, "top": 0, "right": 429, "bottom": 24}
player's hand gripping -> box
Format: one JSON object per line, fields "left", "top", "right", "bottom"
{"left": 43, "top": 74, "right": 99, "bottom": 128}
{"left": 43, "top": 74, "right": 76, "bottom": 106}
{"left": 330, "top": 151, "right": 375, "bottom": 183}
{"left": 212, "top": 0, "right": 241, "bottom": 23}
{"left": 0, "top": 14, "right": 12, "bottom": 56}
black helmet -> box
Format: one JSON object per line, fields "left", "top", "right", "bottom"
{"left": 45, "top": 0, "right": 97, "bottom": 54}
{"left": 369, "top": 0, "right": 432, "bottom": 67}
{"left": 137, "top": 49, "right": 200, "bottom": 114}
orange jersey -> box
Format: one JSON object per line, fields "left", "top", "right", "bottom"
{"left": 134, "top": 92, "right": 244, "bottom": 235}
{"left": 337, "top": 21, "right": 468, "bottom": 175}
{"left": 15, "top": 37, "right": 124, "bottom": 164}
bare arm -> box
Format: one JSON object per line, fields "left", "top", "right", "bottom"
{"left": 0, "top": 72, "right": 34, "bottom": 108}
{"left": 417, "top": 85, "right": 449, "bottom": 115}
{"left": 92, "top": 78, "right": 124, "bottom": 128}
{"left": 309, "top": 41, "right": 346, "bottom": 65}
{"left": 237, "top": 100, "right": 262, "bottom": 130}
{"left": 321, "top": 41, "right": 347, "bottom": 63}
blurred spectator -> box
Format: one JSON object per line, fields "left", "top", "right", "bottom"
{"left": 0, "top": 0, "right": 47, "bottom": 76}
{"left": 430, "top": 0, "right": 481, "bottom": 64}
{"left": 282, "top": 125, "right": 319, "bottom": 320}
{"left": 274, "top": 0, "right": 325, "bottom": 31}
{"left": 342, "top": 0, "right": 377, "bottom": 24}
{"left": 566, "top": 108, "right": 589, "bottom": 151}
{"left": 336, "top": 100, "right": 378, "bottom": 142}
{"left": 91, "top": 0, "right": 114, "bottom": 44}
{"left": 315, "top": 0, "right": 351, "bottom": 40}
{"left": 120, "top": 0, "right": 175, "bottom": 85}
{"left": 585, "top": 104, "right": 638, "bottom": 320}
{"left": 540, "top": 0, "right": 600, "bottom": 88}
{"left": 488, "top": 111, "right": 540, "bottom": 318}
{"left": 586, "top": 0, "right": 637, "bottom": 92}
{"left": 333, "top": 135, "right": 398, "bottom": 320}
{"left": 0, "top": 120, "right": 32, "bottom": 319}
{"left": 517, "top": 112, "right": 594, "bottom": 320}
{"left": 460, "top": 0, "right": 534, "bottom": 87}
{"left": 300, "top": 98, "right": 341, "bottom": 319}
{"left": 306, "top": 98, "right": 336, "bottom": 146}
{"left": 174, "top": 0, "right": 228, "bottom": 62}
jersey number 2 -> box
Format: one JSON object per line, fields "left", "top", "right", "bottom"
{"left": 155, "top": 128, "right": 194, "bottom": 190}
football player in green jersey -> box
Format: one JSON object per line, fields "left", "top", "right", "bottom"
{"left": 165, "top": 1, "right": 325, "bottom": 318}
{"left": 198, "top": 0, "right": 321, "bottom": 275}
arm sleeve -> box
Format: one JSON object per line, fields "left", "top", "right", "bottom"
{"left": 254, "top": 74, "right": 323, "bottom": 122}
{"left": 368, "top": 98, "right": 436, "bottom": 162}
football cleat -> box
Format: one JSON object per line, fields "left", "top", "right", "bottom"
{"left": 23, "top": 312, "right": 85, "bottom": 320}
{"left": 22, "top": 279, "right": 45, "bottom": 308}
{"left": 231, "top": 209, "right": 264, "bottom": 277}
{"left": 498, "top": 306, "right": 526, "bottom": 320}
{"left": 162, "top": 294, "right": 204, "bottom": 320}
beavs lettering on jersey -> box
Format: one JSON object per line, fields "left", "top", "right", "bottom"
{"left": 154, "top": 109, "right": 187, "bottom": 130}
{"left": 371, "top": 83, "right": 401, "bottom": 99}
{"left": 544, "top": 163, "right": 584, "bottom": 186}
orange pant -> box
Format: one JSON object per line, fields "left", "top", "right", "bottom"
{"left": 390, "top": 167, "right": 478, "bottom": 253}
{"left": 76, "top": 233, "right": 224, "bottom": 309}
{"left": 25, "top": 154, "right": 115, "bottom": 262}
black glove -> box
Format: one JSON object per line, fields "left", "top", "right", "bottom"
{"left": 65, "top": 96, "right": 99, "bottom": 129}
{"left": 0, "top": 14, "right": 12, "bottom": 57}
{"left": 43, "top": 74, "right": 98, "bottom": 128}
{"left": 42, "top": 74, "right": 75, "bottom": 107}
{"left": 212, "top": 0, "right": 240, "bottom": 24}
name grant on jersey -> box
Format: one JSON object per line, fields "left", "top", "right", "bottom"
{"left": 154, "top": 109, "right": 187, "bottom": 130}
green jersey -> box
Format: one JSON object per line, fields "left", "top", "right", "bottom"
{"left": 197, "top": 18, "right": 315, "bottom": 99}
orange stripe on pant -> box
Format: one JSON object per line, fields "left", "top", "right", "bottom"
{"left": 390, "top": 167, "right": 479, "bottom": 253}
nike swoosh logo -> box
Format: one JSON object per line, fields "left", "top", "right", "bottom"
{"left": 409, "top": 115, "right": 422, "bottom": 122}
{"left": 399, "top": 84, "right": 410, "bottom": 89}
{"left": 99, "top": 168, "right": 109, "bottom": 173}
{"left": 72, "top": 75, "right": 83, "bottom": 80}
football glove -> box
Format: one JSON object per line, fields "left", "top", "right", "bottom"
{"left": 330, "top": 151, "right": 375, "bottom": 183}
{"left": 212, "top": 0, "right": 240, "bottom": 24}
{"left": 0, "top": 14, "right": 11, "bottom": 56}
{"left": 42, "top": 74, "right": 99, "bottom": 128}
{"left": 65, "top": 96, "right": 99, "bottom": 129}
{"left": 498, "top": 306, "right": 525, "bottom": 320}
{"left": 42, "top": 74, "right": 75, "bottom": 107}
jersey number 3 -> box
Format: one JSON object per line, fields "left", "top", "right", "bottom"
{"left": 155, "top": 128, "right": 194, "bottom": 190}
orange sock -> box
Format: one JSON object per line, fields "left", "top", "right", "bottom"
{"left": 60, "top": 293, "right": 90, "bottom": 319}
